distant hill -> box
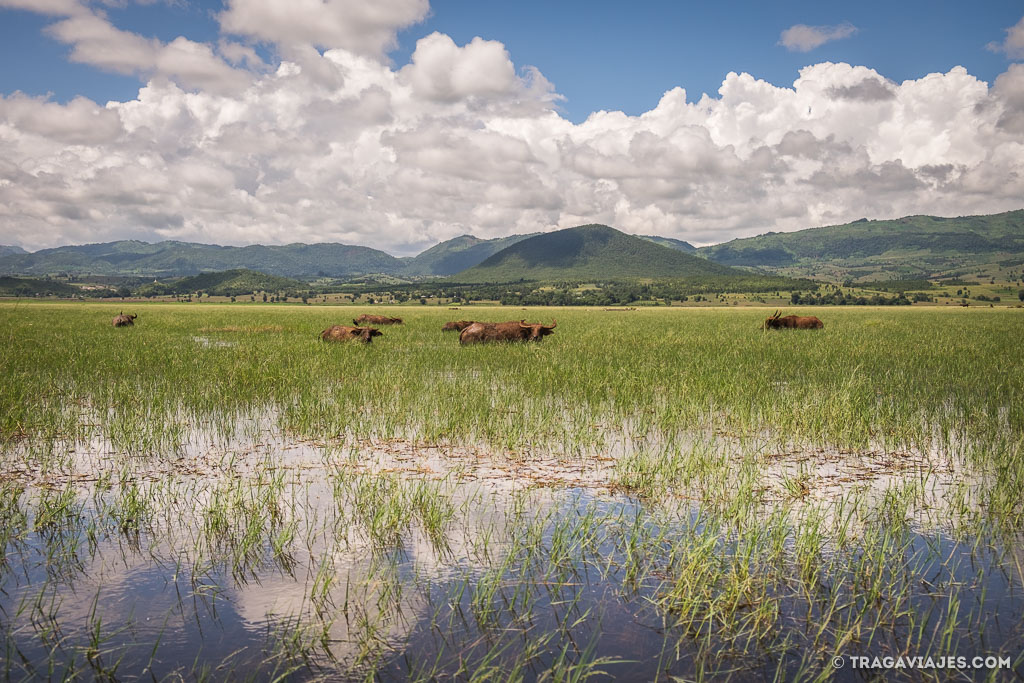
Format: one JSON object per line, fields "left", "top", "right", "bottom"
{"left": 699, "top": 210, "right": 1024, "bottom": 280}
{"left": 0, "top": 276, "right": 83, "bottom": 297}
{"left": 400, "top": 233, "right": 539, "bottom": 276}
{"left": 136, "top": 269, "right": 307, "bottom": 297}
{"left": 0, "top": 240, "right": 404, "bottom": 279}
{"left": 0, "top": 245, "right": 27, "bottom": 258}
{"left": 638, "top": 235, "right": 697, "bottom": 253}
{"left": 453, "top": 224, "right": 741, "bottom": 283}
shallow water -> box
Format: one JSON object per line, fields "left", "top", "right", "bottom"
{"left": 1, "top": 417, "right": 1022, "bottom": 680}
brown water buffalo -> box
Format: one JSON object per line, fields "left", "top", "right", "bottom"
{"left": 320, "top": 325, "right": 382, "bottom": 343}
{"left": 353, "top": 314, "right": 403, "bottom": 325}
{"left": 442, "top": 320, "right": 475, "bottom": 332}
{"left": 112, "top": 312, "right": 137, "bottom": 327}
{"left": 763, "top": 310, "right": 823, "bottom": 330}
{"left": 459, "top": 320, "right": 557, "bottom": 344}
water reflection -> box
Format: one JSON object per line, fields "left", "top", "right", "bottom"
{"left": 0, "top": 420, "right": 1021, "bottom": 680}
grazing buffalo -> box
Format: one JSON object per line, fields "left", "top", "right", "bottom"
{"left": 763, "top": 310, "right": 823, "bottom": 330}
{"left": 459, "top": 320, "right": 557, "bottom": 345}
{"left": 353, "top": 314, "right": 403, "bottom": 325}
{"left": 112, "top": 312, "right": 137, "bottom": 327}
{"left": 320, "top": 325, "right": 382, "bottom": 343}
{"left": 442, "top": 320, "right": 475, "bottom": 332}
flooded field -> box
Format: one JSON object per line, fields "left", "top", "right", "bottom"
{"left": 1, "top": 303, "right": 1023, "bottom": 680}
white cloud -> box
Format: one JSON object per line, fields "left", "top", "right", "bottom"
{"left": 779, "top": 23, "right": 857, "bottom": 52}
{"left": 44, "top": 12, "right": 250, "bottom": 94}
{"left": 218, "top": 39, "right": 267, "bottom": 70}
{"left": 46, "top": 12, "right": 159, "bottom": 74}
{"left": 987, "top": 16, "right": 1024, "bottom": 60}
{"left": 402, "top": 33, "right": 518, "bottom": 102}
{"left": 0, "top": 93, "right": 123, "bottom": 143}
{"left": 0, "top": 2, "right": 1021, "bottom": 253}
{"left": 0, "top": 0, "right": 83, "bottom": 15}
{"left": 218, "top": 0, "right": 429, "bottom": 58}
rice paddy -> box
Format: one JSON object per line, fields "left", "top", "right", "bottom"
{"left": 1, "top": 302, "right": 1022, "bottom": 680}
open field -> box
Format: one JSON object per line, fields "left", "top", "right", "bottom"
{"left": 1, "top": 302, "right": 1023, "bottom": 680}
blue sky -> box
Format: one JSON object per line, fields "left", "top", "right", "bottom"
{"left": 0, "top": 0, "right": 1022, "bottom": 252}
{"left": 2, "top": 0, "right": 1021, "bottom": 122}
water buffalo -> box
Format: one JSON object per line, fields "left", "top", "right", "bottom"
{"left": 112, "top": 312, "right": 137, "bottom": 327}
{"left": 353, "top": 314, "right": 403, "bottom": 325}
{"left": 459, "top": 320, "right": 557, "bottom": 344}
{"left": 442, "top": 320, "right": 475, "bottom": 332}
{"left": 763, "top": 310, "right": 823, "bottom": 330}
{"left": 320, "top": 325, "right": 382, "bottom": 343}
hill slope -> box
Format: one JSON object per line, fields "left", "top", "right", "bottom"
{"left": 0, "top": 276, "right": 83, "bottom": 297}
{"left": 400, "top": 233, "right": 540, "bottom": 276}
{"left": 0, "top": 240, "right": 404, "bottom": 279}
{"left": 453, "top": 224, "right": 741, "bottom": 283}
{"left": 638, "top": 235, "right": 697, "bottom": 253}
{"left": 0, "top": 246, "right": 27, "bottom": 258}
{"left": 137, "top": 269, "right": 308, "bottom": 297}
{"left": 699, "top": 210, "right": 1024, "bottom": 280}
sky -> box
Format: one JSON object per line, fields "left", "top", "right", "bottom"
{"left": 0, "top": 0, "right": 1023, "bottom": 254}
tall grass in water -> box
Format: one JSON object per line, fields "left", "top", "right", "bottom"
{"left": 0, "top": 302, "right": 1022, "bottom": 679}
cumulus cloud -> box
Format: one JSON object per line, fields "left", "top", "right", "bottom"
{"left": 779, "top": 22, "right": 857, "bottom": 52}
{"left": 826, "top": 76, "right": 895, "bottom": 101}
{"left": 0, "top": 0, "right": 83, "bottom": 15}
{"left": 44, "top": 11, "right": 250, "bottom": 93}
{"left": 0, "top": 93, "right": 123, "bottom": 143}
{"left": 987, "top": 16, "right": 1024, "bottom": 60}
{"left": 0, "top": 2, "right": 1022, "bottom": 253}
{"left": 399, "top": 32, "right": 559, "bottom": 115}
{"left": 218, "top": 0, "right": 429, "bottom": 58}
{"left": 403, "top": 33, "right": 518, "bottom": 102}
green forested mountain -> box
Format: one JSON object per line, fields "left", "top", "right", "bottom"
{"left": 400, "top": 233, "right": 539, "bottom": 276}
{"left": 0, "top": 240, "right": 404, "bottom": 279}
{"left": 0, "top": 246, "right": 27, "bottom": 258}
{"left": 136, "top": 269, "right": 307, "bottom": 297}
{"left": 453, "top": 224, "right": 741, "bottom": 283}
{"left": 638, "top": 235, "right": 697, "bottom": 252}
{"left": 698, "top": 210, "right": 1024, "bottom": 280}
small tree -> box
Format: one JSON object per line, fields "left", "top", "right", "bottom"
{"left": 1019, "top": 289, "right": 1024, "bottom": 302}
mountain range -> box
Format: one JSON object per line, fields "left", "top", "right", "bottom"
{"left": 1, "top": 209, "right": 1021, "bottom": 284}
{"left": 0, "top": 229, "right": 696, "bottom": 280}
{"left": 700, "top": 210, "right": 1024, "bottom": 280}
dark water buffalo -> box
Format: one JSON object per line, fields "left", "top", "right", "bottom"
{"left": 353, "top": 314, "right": 403, "bottom": 325}
{"left": 763, "top": 310, "right": 823, "bottom": 330}
{"left": 112, "top": 312, "right": 137, "bottom": 327}
{"left": 321, "top": 325, "right": 382, "bottom": 343}
{"left": 442, "top": 320, "right": 475, "bottom": 332}
{"left": 459, "top": 320, "right": 557, "bottom": 345}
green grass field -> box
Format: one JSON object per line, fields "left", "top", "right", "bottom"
{"left": 1, "top": 302, "right": 1022, "bottom": 679}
